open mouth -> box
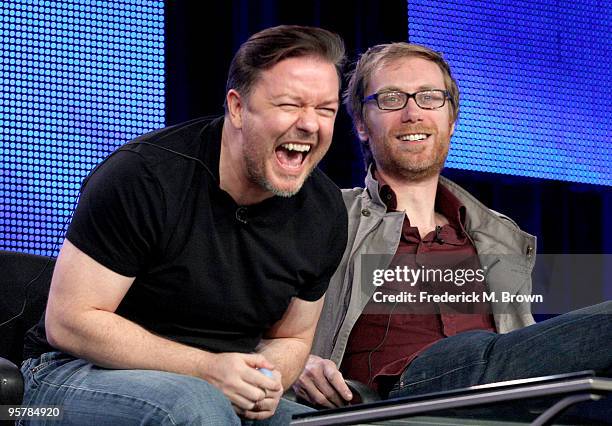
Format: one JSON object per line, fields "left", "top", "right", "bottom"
{"left": 397, "top": 133, "right": 430, "bottom": 142}
{"left": 275, "top": 143, "right": 312, "bottom": 169}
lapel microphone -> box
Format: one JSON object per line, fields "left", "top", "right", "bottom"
{"left": 434, "top": 225, "right": 445, "bottom": 244}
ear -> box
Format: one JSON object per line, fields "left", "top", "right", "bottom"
{"left": 226, "top": 89, "right": 243, "bottom": 129}
{"left": 450, "top": 121, "right": 455, "bottom": 137}
{"left": 355, "top": 118, "right": 369, "bottom": 142}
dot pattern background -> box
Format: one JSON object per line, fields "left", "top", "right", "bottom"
{"left": 409, "top": 0, "right": 612, "bottom": 185}
{"left": 1, "top": 1, "right": 165, "bottom": 256}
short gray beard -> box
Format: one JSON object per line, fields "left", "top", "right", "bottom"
{"left": 262, "top": 179, "right": 301, "bottom": 198}
{"left": 245, "top": 156, "right": 313, "bottom": 198}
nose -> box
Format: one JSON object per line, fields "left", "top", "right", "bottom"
{"left": 296, "top": 108, "right": 319, "bottom": 135}
{"left": 400, "top": 97, "right": 423, "bottom": 123}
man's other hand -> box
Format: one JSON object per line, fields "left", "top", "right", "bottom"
{"left": 200, "top": 353, "right": 282, "bottom": 419}
{"left": 293, "top": 354, "right": 353, "bottom": 408}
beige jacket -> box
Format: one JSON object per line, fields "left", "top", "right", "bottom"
{"left": 312, "top": 170, "right": 537, "bottom": 365}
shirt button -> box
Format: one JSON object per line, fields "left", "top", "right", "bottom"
{"left": 526, "top": 245, "right": 533, "bottom": 258}
{"left": 361, "top": 209, "right": 371, "bottom": 217}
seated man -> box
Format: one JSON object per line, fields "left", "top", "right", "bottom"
{"left": 293, "top": 42, "right": 611, "bottom": 408}
{"left": 21, "top": 25, "right": 348, "bottom": 424}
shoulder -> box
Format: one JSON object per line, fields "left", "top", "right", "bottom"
{"left": 94, "top": 116, "right": 222, "bottom": 187}
{"left": 81, "top": 117, "right": 223, "bottom": 212}
{"left": 302, "top": 168, "right": 346, "bottom": 211}
{"left": 439, "top": 175, "right": 536, "bottom": 254}
{"left": 135, "top": 116, "right": 220, "bottom": 143}
{"left": 440, "top": 176, "right": 516, "bottom": 226}
{"left": 488, "top": 209, "right": 521, "bottom": 229}
{"left": 81, "top": 149, "right": 156, "bottom": 198}
{"left": 119, "top": 116, "right": 221, "bottom": 166}
{"left": 439, "top": 176, "right": 522, "bottom": 229}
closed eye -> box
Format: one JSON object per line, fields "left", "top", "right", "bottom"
{"left": 317, "top": 107, "right": 337, "bottom": 116}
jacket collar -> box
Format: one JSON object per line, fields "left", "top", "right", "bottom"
{"left": 364, "top": 165, "right": 495, "bottom": 226}
{"left": 362, "top": 165, "right": 535, "bottom": 262}
{"left": 364, "top": 165, "right": 386, "bottom": 209}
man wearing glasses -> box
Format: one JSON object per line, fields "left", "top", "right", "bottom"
{"left": 293, "top": 42, "right": 611, "bottom": 407}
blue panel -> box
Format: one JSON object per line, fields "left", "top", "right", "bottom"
{"left": 1, "top": 0, "right": 165, "bottom": 256}
{"left": 409, "top": 0, "right": 612, "bottom": 186}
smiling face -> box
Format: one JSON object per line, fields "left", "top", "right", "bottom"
{"left": 228, "top": 55, "right": 339, "bottom": 199}
{"left": 357, "top": 56, "right": 455, "bottom": 182}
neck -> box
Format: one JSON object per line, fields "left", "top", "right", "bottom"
{"left": 376, "top": 168, "right": 446, "bottom": 237}
{"left": 219, "top": 118, "right": 272, "bottom": 205}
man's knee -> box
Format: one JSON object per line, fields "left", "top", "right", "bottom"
{"left": 160, "top": 376, "right": 240, "bottom": 425}
{"left": 569, "top": 300, "right": 612, "bottom": 317}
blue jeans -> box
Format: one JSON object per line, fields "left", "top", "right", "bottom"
{"left": 19, "top": 352, "right": 313, "bottom": 425}
{"left": 388, "top": 301, "right": 612, "bottom": 398}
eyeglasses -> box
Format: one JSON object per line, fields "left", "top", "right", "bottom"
{"left": 363, "top": 89, "right": 451, "bottom": 111}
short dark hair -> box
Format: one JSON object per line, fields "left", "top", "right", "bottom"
{"left": 225, "top": 25, "right": 345, "bottom": 109}
{"left": 344, "top": 43, "right": 460, "bottom": 168}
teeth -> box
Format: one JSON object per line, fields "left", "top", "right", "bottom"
{"left": 399, "top": 134, "right": 428, "bottom": 141}
{"left": 281, "top": 143, "right": 311, "bottom": 152}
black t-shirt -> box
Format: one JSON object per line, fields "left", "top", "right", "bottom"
{"left": 24, "top": 116, "right": 348, "bottom": 358}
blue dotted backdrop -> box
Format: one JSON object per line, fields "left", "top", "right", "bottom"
{"left": 409, "top": 0, "right": 612, "bottom": 185}
{"left": 1, "top": 1, "right": 165, "bottom": 256}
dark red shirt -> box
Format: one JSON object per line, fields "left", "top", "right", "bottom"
{"left": 340, "top": 176, "right": 496, "bottom": 394}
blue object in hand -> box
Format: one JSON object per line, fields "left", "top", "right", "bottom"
{"left": 258, "top": 368, "right": 274, "bottom": 378}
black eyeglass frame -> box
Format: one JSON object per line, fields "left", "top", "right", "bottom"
{"left": 362, "top": 89, "right": 452, "bottom": 111}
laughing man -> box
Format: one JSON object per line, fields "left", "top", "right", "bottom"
{"left": 21, "top": 25, "right": 348, "bottom": 425}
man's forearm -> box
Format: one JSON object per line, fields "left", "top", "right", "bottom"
{"left": 46, "top": 308, "right": 213, "bottom": 377}
{"left": 256, "top": 337, "right": 311, "bottom": 390}
{"left": 47, "top": 307, "right": 285, "bottom": 415}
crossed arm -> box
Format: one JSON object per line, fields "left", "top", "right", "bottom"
{"left": 45, "top": 239, "right": 323, "bottom": 419}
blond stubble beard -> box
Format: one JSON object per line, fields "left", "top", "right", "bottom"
{"left": 369, "top": 130, "right": 450, "bottom": 183}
